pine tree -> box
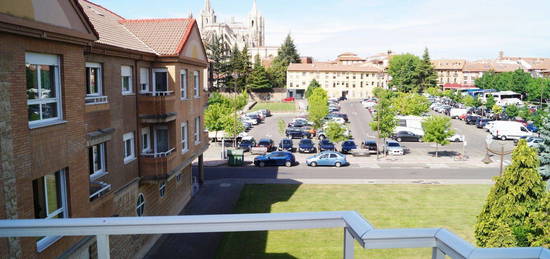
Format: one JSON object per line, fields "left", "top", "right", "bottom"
{"left": 475, "top": 140, "right": 547, "bottom": 247}
{"left": 539, "top": 107, "right": 550, "bottom": 180}
{"left": 418, "top": 48, "right": 437, "bottom": 91}
{"left": 205, "top": 34, "right": 231, "bottom": 90}
{"left": 274, "top": 34, "right": 300, "bottom": 66}
{"left": 246, "top": 62, "right": 271, "bottom": 90}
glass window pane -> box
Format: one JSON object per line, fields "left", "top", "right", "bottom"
{"left": 28, "top": 104, "right": 40, "bottom": 121}
{"left": 40, "top": 65, "right": 56, "bottom": 98}
{"left": 123, "top": 77, "right": 130, "bottom": 92}
{"left": 26, "top": 64, "right": 38, "bottom": 100}
{"left": 156, "top": 128, "right": 169, "bottom": 152}
{"left": 155, "top": 72, "right": 167, "bottom": 92}
{"left": 87, "top": 67, "right": 99, "bottom": 95}
{"left": 44, "top": 174, "right": 60, "bottom": 215}
{"left": 41, "top": 103, "right": 58, "bottom": 120}
{"left": 125, "top": 139, "right": 131, "bottom": 157}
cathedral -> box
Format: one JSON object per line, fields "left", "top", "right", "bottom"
{"left": 199, "top": 0, "right": 265, "bottom": 50}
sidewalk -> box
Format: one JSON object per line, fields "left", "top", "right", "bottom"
{"left": 144, "top": 182, "right": 244, "bottom": 259}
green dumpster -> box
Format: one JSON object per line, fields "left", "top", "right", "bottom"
{"left": 227, "top": 149, "right": 244, "bottom": 166}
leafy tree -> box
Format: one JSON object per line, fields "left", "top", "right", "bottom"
{"left": 223, "top": 114, "right": 244, "bottom": 140}
{"left": 485, "top": 94, "right": 496, "bottom": 110}
{"left": 307, "top": 88, "right": 328, "bottom": 128}
{"left": 205, "top": 103, "right": 233, "bottom": 141}
{"left": 418, "top": 48, "right": 438, "bottom": 91}
{"left": 229, "top": 90, "right": 249, "bottom": 110}
{"left": 518, "top": 106, "right": 531, "bottom": 121}
{"left": 278, "top": 120, "right": 286, "bottom": 136}
{"left": 372, "top": 87, "right": 391, "bottom": 98}
{"left": 205, "top": 34, "right": 231, "bottom": 89}
{"left": 369, "top": 96, "right": 397, "bottom": 141}
{"left": 305, "top": 79, "right": 321, "bottom": 98}
{"left": 526, "top": 78, "right": 550, "bottom": 102}
{"left": 539, "top": 107, "right": 550, "bottom": 180}
{"left": 475, "top": 140, "right": 547, "bottom": 247}
{"left": 387, "top": 54, "right": 422, "bottom": 93}
{"left": 492, "top": 104, "right": 503, "bottom": 115}
{"left": 246, "top": 62, "right": 271, "bottom": 90}
{"left": 393, "top": 93, "right": 430, "bottom": 116}
{"left": 421, "top": 116, "right": 454, "bottom": 158}
{"left": 208, "top": 92, "right": 230, "bottom": 106}
{"left": 462, "top": 95, "right": 476, "bottom": 107}
{"left": 425, "top": 87, "right": 442, "bottom": 97}
{"left": 525, "top": 193, "right": 550, "bottom": 247}
{"left": 325, "top": 122, "right": 349, "bottom": 143}
{"left": 505, "top": 105, "right": 519, "bottom": 119}
{"left": 266, "top": 59, "right": 287, "bottom": 88}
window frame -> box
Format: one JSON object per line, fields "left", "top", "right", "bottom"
{"left": 193, "top": 71, "right": 200, "bottom": 98}
{"left": 194, "top": 117, "right": 201, "bottom": 145}
{"left": 26, "top": 53, "right": 63, "bottom": 128}
{"left": 139, "top": 67, "right": 150, "bottom": 93}
{"left": 121, "top": 66, "right": 133, "bottom": 95}
{"left": 152, "top": 68, "right": 169, "bottom": 93}
{"left": 85, "top": 62, "right": 103, "bottom": 97}
{"left": 181, "top": 122, "right": 189, "bottom": 153}
{"left": 34, "top": 169, "right": 68, "bottom": 252}
{"left": 89, "top": 142, "right": 107, "bottom": 181}
{"left": 123, "top": 132, "right": 136, "bottom": 164}
{"left": 136, "top": 193, "right": 145, "bottom": 217}
{"left": 159, "top": 181, "right": 167, "bottom": 198}
{"left": 141, "top": 127, "right": 151, "bottom": 153}
{"left": 180, "top": 69, "right": 188, "bottom": 100}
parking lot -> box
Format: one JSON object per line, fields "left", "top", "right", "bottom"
{"left": 204, "top": 100, "right": 513, "bottom": 169}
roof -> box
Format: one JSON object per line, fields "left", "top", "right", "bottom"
{"left": 288, "top": 63, "right": 383, "bottom": 73}
{"left": 432, "top": 59, "right": 465, "bottom": 70}
{"left": 121, "top": 18, "right": 194, "bottom": 56}
{"left": 79, "top": 0, "right": 196, "bottom": 56}
{"left": 463, "top": 61, "right": 494, "bottom": 72}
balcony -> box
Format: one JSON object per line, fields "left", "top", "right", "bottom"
{"left": 0, "top": 211, "right": 547, "bottom": 259}
{"left": 139, "top": 148, "right": 179, "bottom": 180}
{"left": 138, "top": 91, "right": 176, "bottom": 123}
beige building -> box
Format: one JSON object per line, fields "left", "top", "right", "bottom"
{"left": 432, "top": 59, "right": 466, "bottom": 86}
{"left": 286, "top": 63, "right": 386, "bottom": 99}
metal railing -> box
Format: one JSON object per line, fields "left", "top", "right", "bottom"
{"left": 0, "top": 211, "right": 548, "bottom": 259}
{"left": 85, "top": 95, "right": 108, "bottom": 105}
{"left": 142, "top": 91, "right": 174, "bottom": 97}
{"left": 141, "top": 148, "right": 175, "bottom": 158}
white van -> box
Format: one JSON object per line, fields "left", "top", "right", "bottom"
{"left": 489, "top": 121, "right": 536, "bottom": 140}
{"left": 449, "top": 108, "right": 468, "bottom": 119}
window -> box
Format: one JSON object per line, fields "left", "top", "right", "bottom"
{"left": 181, "top": 122, "right": 189, "bottom": 153}
{"left": 159, "top": 181, "right": 166, "bottom": 197}
{"left": 140, "top": 68, "right": 149, "bottom": 93}
{"left": 136, "top": 193, "right": 145, "bottom": 216}
{"left": 89, "top": 143, "right": 106, "bottom": 179}
{"left": 154, "top": 126, "right": 169, "bottom": 153}
{"left": 26, "top": 53, "right": 62, "bottom": 127}
{"left": 193, "top": 71, "right": 200, "bottom": 97}
{"left": 123, "top": 132, "right": 135, "bottom": 164}
{"left": 194, "top": 117, "right": 201, "bottom": 145}
{"left": 180, "top": 69, "right": 188, "bottom": 99}
{"left": 85, "top": 63, "right": 102, "bottom": 96}
{"left": 32, "top": 169, "right": 68, "bottom": 252}
{"left": 152, "top": 68, "right": 168, "bottom": 93}
{"left": 121, "top": 66, "right": 133, "bottom": 95}
{"left": 176, "top": 173, "right": 182, "bottom": 183}
{"left": 141, "top": 127, "right": 151, "bottom": 153}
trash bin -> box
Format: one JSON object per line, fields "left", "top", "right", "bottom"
{"left": 227, "top": 149, "right": 244, "bottom": 166}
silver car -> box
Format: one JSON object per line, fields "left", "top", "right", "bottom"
{"left": 384, "top": 140, "right": 404, "bottom": 156}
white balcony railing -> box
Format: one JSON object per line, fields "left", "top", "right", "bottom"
{"left": 141, "top": 148, "right": 175, "bottom": 158}
{"left": 85, "top": 95, "right": 108, "bottom": 105}
{"left": 0, "top": 211, "right": 548, "bottom": 259}
{"left": 89, "top": 181, "right": 111, "bottom": 200}
{"left": 142, "top": 91, "right": 174, "bottom": 97}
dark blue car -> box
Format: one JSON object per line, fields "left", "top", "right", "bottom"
{"left": 298, "top": 139, "right": 316, "bottom": 153}
{"left": 318, "top": 139, "right": 336, "bottom": 152}
{"left": 340, "top": 140, "right": 357, "bottom": 154}
{"left": 527, "top": 123, "right": 538, "bottom": 133}
{"left": 238, "top": 138, "right": 256, "bottom": 152}
{"left": 278, "top": 138, "right": 294, "bottom": 152}
{"left": 254, "top": 151, "right": 295, "bottom": 167}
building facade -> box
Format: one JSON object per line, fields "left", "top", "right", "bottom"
{"left": 0, "top": 0, "right": 209, "bottom": 258}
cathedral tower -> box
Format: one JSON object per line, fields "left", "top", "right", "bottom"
{"left": 248, "top": 0, "right": 265, "bottom": 47}
{"left": 200, "top": 0, "right": 216, "bottom": 30}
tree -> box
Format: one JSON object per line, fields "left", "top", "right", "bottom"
{"left": 462, "top": 95, "right": 477, "bottom": 107}
{"left": 307, "top": 88, "right": 328, "bottom": 128}
{"left": 492, "top": 104, "right": 503, "bottom": 115}
{"left": 485, "top": 94, "right": 496, "bottom": 111}
{"left": 205, "top": 103, "right": 232, "bottom": 139}
{"left": 305, "top": 79, "right": 321, "bottom": 98}
{"left": 325, "top": 122, "right": 348, "bottom": 143}
{"left": 393, "top": 93, "right": 430, "bottom": 116}
{"left": 418, "top": 48, "right": 438, "bottom": 91}
{"left": 246, "top": 62, "right": 271, "bottom": 90}
{"left": 266, "top": 59, "right": 287, "bottom": 88}
{"left": 421, "top": 116, "right": 454, "bottom": 158}
{"left": 278, "top": 120, "right": 286, "bottom": 136}
{"left": 387, "top": 54, "right": 422, "bottom": 93}
{"left": 525, "top": 193, "right": 550, "bottom": 247}
{"left": 223, "top": 114, "right": 244, "bottom": 141}
{"left": 205, "top": 34, "right": 231, "bottom": 90}
{"left": 425, "top": 87, "right": 442, "bottom": 97}
{"left": 475, "top": 140, "right": 548, "bottom": 247}
{"left": 505, "top": 105, "right": 519, "bottom": 119}
{"left": 267, "top": 34, "right": 301, "bottom": 89}
{"left": 369, "top": 96, "right": 397, "bottom": 140}
{"left": 539, "top": 107, "right": 550, "bottom": 180}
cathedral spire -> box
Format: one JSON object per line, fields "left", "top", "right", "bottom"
{"left": 251, "top": 0, "right": 258, "bottom": 15}
{"left": 204, "top": 0, "right": 212, "bottom": 11}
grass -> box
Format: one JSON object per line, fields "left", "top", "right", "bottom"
{"left": 216, "top": 184, "right": 491, "bottom": 259}
{"left": 251, "top": 102, "right": 296, "bottom": 112}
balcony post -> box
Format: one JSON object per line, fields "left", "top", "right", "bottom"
{"left": 96, "top": 234, "right": 110, "bottom": 259}
{"left": 432, "top": 247, "right": 445, "bottom": 259}
{"left": 344, "top": 227, "right": 354, "bottom": 259}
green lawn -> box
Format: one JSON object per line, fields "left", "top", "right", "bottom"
{"left": 251, "top": 102, "right": 296, "bottom": 112}
{"left": 217, "top": 184, "right": 491, "bottom": 259}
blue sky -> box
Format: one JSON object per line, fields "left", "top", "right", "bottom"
{"left": 91, "top": 0, "right": 550, "bottom": 61}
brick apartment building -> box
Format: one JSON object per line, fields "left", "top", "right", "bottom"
{"left": 0, "top": 0, "right": 209, "bottom": 258}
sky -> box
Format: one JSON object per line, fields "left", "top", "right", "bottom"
{"left": 91, "top": 0, "right": 550, "bottom": 61}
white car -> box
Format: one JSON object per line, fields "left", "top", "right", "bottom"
{"left": 242, "top": 116, "right": 258, "bottom": 125}
{"left": 447, "top": 134, "right": 464, "bottom": 142}
{"left": 331, "top": 117, "right": 346, "bottom": 124}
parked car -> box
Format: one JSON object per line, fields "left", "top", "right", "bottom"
{"left": 447, "top": 134, "right": 464, "bottom": 142}
{"left": 361, "top": 140, "right": 379, "bottom": 154}
{"left": 242, "top": 116, "right": 258, "bottom": 125}
{"left": 391, "top": 131, "right": 422, "bottom": 142}
{"left": 476, "top": 118, "right": 491, "bottom": 129}
{"left": 238, "top": 138, "right": 256, "bottom": 152}
{"left": 330, "top": 117, "right": 346, "bottom": 124}
{"left": 340, "top": 140, "right": 357, "bottom": 154}
{"left": 278, "top": 139, "right": 294, "bottom": 152}
{"left": 257, "top": 138, "right": 275, "bottom": 152}
{"left": 384, "top": 140, "right": 404, "bottom": 156}
{"left": 489, "top": 121, "right": 536, "bottom": 140}
{"left": 318, "top": 139, "right": 336, "bottom": 152}
{"left": 288, "top": 120, "right": 308, "bottom": 128}
{"left": 285, "top": 127, "right": 311, "bottom": 139}
{"left": 254, "top": 151, "right": 296, "bottom": 167}
{"left": 306, "top": 151, "right": 348, "bottom": 167}
{"left": 302, "top": 126, "right": 317, "bottom": 137}
{"left": 283, "top": 97, "right": 295, "bottom": 102}
{"left": 465, "top": 115, "right": 480, "bottom": 125}
{"left": 331, "top": 113, "right": 349, "bottom": 122}
{"left": 526, "top": 123, "right": 539, "bottom": 133}
{"left": 257, "top": 109, "right": 271, "bottom": 117}
{"left": 298, "top": 139, "right": 316, "bottom": 153}
{"left": 526, "top": 137, "right": 543, "bottom": 148}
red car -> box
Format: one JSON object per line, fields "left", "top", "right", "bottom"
{"left": 283, "top": 97, "right": 295, "bottom": 102}
{"left": 459, "top": 113, "right": 469, "bottom": 120}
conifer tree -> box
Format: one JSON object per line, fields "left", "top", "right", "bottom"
{"left": 246, "top": 61, "right": 271, "bottom": 90}
{"left": 475, "top": 140, "right": 547, "bottom": 247}
{"left": 418, "top": 47, "right": 437, "bottom": 91}
{"left": 539, "top": 107, "right": 550, "bottom": 180}
{"left": 205, "top": 34, "right": 231, "bottom": 90}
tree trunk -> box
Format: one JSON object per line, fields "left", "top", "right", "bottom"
{"left": 435, "top": 143, "right": 439, "bottom": 158}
